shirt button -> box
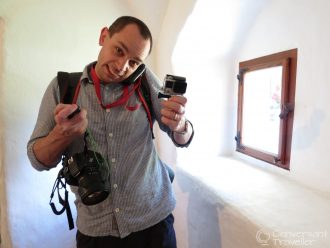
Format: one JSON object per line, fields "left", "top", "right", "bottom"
{"left": 111, "top": 158, "right": 116, "bottom": 163}
{"left": 109, "top": 133, "right": 113, "bottom": 138}
{"left": 115, "top": 208, "right": 120, "bottom": 213}
{"left": 113, "top": 184, "right": 118, "bottom": 189}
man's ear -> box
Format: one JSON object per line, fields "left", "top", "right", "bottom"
{"left": 99, "top": 27, "right": 109, "bottom": 45}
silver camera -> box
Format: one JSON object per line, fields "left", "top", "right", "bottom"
{"left": 158, "top": 74, "right": 187, "bottom": 98}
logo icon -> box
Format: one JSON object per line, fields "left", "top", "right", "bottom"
{"left": 256, "top": 229, "right": 271, "bottom": 246}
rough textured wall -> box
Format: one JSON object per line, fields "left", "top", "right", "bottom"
{"left": 0, "top": 16, "right": 11, "bottom": 248}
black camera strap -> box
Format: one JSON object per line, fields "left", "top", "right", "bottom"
{"left": 49, "top": 168, "right": 74, "bottom": 230}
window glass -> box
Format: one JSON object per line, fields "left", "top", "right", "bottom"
{"left": 242, "top": 66, "right": 282, "bottom": 154}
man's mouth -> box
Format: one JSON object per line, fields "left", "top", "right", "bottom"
{"left": 106, "top": 65, "right": 121, "bottom": 81}
{"left": 106, "top": 65, "right": 115, "bottom": 77}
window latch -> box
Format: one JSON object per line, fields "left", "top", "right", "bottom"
{"left": 237, "top": 69, "right": 247, "bottom": 85}
{"left": 235, "top": 131, "right": 245, "bottom": 150}
{"left": 279, "top": 103, "right": 294, "bottom": 119}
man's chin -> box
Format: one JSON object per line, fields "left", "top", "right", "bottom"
{"left": 102, "top": 74, "right": 122, "bottom": 83}
{"left": 109, "top": 77, "right": 123, "bottom": 83}
{"left": 102, "top": 67, "right": 122, "bottom": 83}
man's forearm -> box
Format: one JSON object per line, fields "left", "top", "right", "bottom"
{"left": 33, "top": 127, "right": 75, "bottom": 168}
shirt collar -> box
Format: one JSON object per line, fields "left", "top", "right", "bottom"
{"left": 81, "top": 61, "right": 97, "bottom": 84}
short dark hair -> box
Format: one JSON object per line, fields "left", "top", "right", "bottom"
{"left": 109, "top": 16, "right": 153, "bottom": 55}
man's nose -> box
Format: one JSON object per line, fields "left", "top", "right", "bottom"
{"left": 115, "top": 59, "right": 129, "bottom": 76}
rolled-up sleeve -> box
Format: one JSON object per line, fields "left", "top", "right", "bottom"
{"left": 27, "top": 77, "right": 60, "bottom": 171}
{"left": 145, "top": 69, "right": 172, "bottom": 136}
{"left": 145, "top": 68, "right": 194, "bottom": 147}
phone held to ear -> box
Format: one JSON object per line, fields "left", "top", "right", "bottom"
{"left": 121, "top": 64, "right": 146, "bottom": 85}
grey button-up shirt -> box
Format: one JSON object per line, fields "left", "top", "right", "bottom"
{"left": 27, "top": 62, "right": 177, "bottom": 238}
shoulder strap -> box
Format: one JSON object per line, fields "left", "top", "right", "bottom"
{"left": 137, "top": 73, "right": 156, "bottom": 139}
{"left": 57, "top": 71, "right": 82, "bottom": 104}
{"left": 138, "top": 75, "right": 174, "bottom": 182}
{"left": 140, "top": 73, "right": 155, "bottom": 122}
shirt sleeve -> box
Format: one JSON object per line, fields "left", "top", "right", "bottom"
{"left": 144, "top": 68, "right": 194, "bottom": 147}
{"left": 26, "top": 77, "right": 61, "bottom": 171}
{"left": 144, "top": 68, "right": 172, "bottom": 136}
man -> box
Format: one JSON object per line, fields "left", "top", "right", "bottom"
{"left": 27, "top": 16, "right": 193, "bottom": 248}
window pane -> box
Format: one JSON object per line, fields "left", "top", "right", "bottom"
{"left": 242, "top": 66, "right": 282, "bottom": 154}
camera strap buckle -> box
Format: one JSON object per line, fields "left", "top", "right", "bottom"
{"left": 49, "top": 168, "right": 74, "bottom": 230}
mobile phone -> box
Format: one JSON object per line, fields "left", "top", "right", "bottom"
{"left": 121, "top": 64, "right": 146, "bottom": 85}
{"left": 67, "top": 105, "right": 81, "bottom": 119}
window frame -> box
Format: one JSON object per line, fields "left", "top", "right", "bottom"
{"left": 235, "top": 49, "right": 297, "bottom": 170}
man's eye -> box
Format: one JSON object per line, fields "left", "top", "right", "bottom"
{"left": 115, "top": 47, "right": 123, "bottom": 55}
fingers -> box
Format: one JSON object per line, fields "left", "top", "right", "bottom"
{"left": 160, "top": 96, "right": 187, "bottom": 114}
{"left": 67, "top": 105, "right": 81, "bottom": 119}
{"left": 161, "top": 108, "right": 182, "bottom": 121}
{"left": 161, "top": 96, "right": 187, "bottom": 131}
{"left": 54, "top": 104, "right": 88, "bottom": 137}
{"left": 55, "top": 104, "right": 86, "bottom": 121}
{"left": 54, "top": 104, "right": 79, "bottom": 120}
{"left": 168, "top": 95, "right": 188, "bottom": 105}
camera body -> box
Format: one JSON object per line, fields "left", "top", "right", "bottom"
{"left": 62, "top": 150, "right": 110, "bottom": 205}
{"left": 158, "top": 74, "right": 187, "bottom": 98}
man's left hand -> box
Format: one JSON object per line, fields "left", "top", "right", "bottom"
{"left": 160, "top": 96, "right": 187, "bottom": 132}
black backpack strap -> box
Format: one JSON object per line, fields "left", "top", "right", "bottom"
{"left": 140, "top": 73, "right": 155, "bottom": 123}
{"left": 57, "top": 71, "right": 82, "bottom": 104}
{"left": 139, "top": 74, "right": 175, "bottom": 182}
{"left": 50, "top": 71, "right": 82, "bottom": 230}
{"left": 138, "top": 73, "right": 156, "bottom": 139}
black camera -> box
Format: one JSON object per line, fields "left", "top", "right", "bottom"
{"left": 158, "top": 74, "right": 187, "bottom": 98}
{"left": 62, "top": 150, "right": 110, "bottom": 205}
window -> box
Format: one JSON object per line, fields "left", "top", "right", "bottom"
{"left": 235, "top": 49, "right": 297, "bottom": 170}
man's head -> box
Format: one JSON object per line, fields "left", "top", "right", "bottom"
{"left": 108, "top": 16, "right": 153, "bottom": 55}
{"left": 95, "top": 16, "right": 153, "bottom": 84}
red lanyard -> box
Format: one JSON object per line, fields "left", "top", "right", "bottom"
{"left": 71, "top": 67, "right": 154, "bottom": 136}
{"left": 91, "top": 66, "right": 142, "bottom": 109}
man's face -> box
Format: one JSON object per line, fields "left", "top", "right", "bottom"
{"left": 95, "top": 24, "right": 151, "bottom": 83}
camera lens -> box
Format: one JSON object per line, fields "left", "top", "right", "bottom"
{"left": 173, "top": 82, "right": 187, "bottom": 94}
{"left": 165, "top": 81, "right": 173, "bottom": 88}
{"left": 82, "top": 191, "right": 109, "bottom": 205}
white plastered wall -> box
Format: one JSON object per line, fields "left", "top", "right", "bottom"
{"left": 0, "top": 1, "right": 170, "bottom": 247}
{"left": 168, "top": 0, "right": 330, "bottom": 247}
{"left": 0, "top": 16, "right": 8, "bottom": 248}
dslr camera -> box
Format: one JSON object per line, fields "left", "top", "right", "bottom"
{"left": 158, "top": 74, "right": 187, "bottom": 98}
{"left": 62, "top": 150, "right": 110, "bottom": 205}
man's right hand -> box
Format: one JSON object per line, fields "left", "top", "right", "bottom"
{"left": 53, "top": 104, "right": 88, "bottom": 138}
{"left": 32, "top": 104, "right": 88, "bottom": 168}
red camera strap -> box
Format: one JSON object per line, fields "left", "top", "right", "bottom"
{"left": 90, "top": 66, "right": 142, "bottom": 109}
{"left": 71, "top": 66, "right": 153, "bottom": 136}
